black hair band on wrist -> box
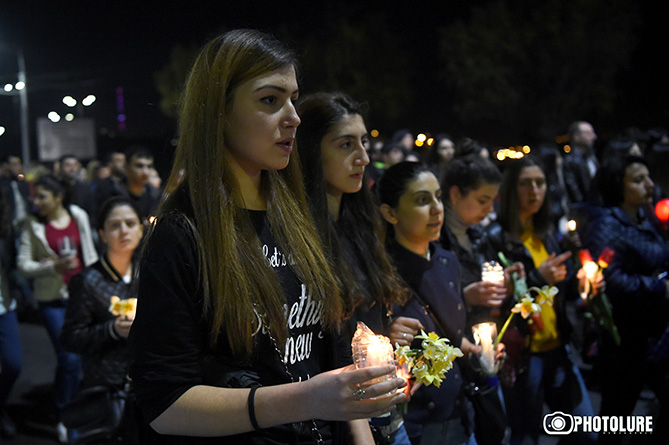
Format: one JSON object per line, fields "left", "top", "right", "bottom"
{"left": 248, "top": 386, "right": 261, "bottom": 431}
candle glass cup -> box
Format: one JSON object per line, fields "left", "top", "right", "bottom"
{"left": 472, "top": 322, "right": 499, "bottom": 376}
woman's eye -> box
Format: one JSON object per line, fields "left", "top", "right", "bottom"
{"left": 260, "top": 96, "right": 276, "bottom": 105}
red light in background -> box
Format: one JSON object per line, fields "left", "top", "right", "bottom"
{"left": 656, "top": 198, "right": 669, "bottom": 224}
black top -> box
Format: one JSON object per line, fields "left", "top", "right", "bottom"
{"left": 129, "top": 209, "right": 343, "bottom": 444}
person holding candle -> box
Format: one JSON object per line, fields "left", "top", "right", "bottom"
{"left": 296, "top": 91, "right": 415, "bottom": 444}
{"left": 17, "top": 174, "right": 98, "bottom": 442}
{"left": 439, "top": 155, "right": 523, "bottom": 444}
{"left": 128, "top": 29, "right": 406, "bottom": 444}
{"left": 583, "top": 154, "right": 669, "bottom": 444}
{"left": 440, "top": 156, "right": 524, "bottom": 329}
{"left": 488, "top": 155, "right": 598, "bottom": 444}
{"left": 378, "top": 161, "right": 480, "bottom": 445}
{"left": 61, "top": 196, "right": 144, "bottom": 443}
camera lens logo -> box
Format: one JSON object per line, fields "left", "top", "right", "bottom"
{"left": 543, "top": 412, "right": 574, "bottom": 435}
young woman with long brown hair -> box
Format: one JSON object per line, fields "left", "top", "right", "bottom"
{"left": 129, "top": 30, "right": 405, "bottom": 444}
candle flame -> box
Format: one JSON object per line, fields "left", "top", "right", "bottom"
{"left": 567, "top": 219, "right": 577, "bottom": 231}
{"left": 584, "top": 260, "right": 599, "bottom": 280}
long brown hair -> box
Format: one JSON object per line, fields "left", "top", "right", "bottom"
{"left": 296, "top": 92, "right": 408, "bottom": 312}
{"left": 159, "top": 29, "right": 342, "bottom": 355}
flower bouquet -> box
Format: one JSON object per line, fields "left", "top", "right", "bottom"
{"left": 578, "top": 248, "right": 620, "bottom": 346}
{"left": 395, "top": 331, "right": 463, "bottom": 388}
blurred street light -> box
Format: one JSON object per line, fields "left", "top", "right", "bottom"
{"left": 61, "top": 94, "right": 97, "bottom": 118}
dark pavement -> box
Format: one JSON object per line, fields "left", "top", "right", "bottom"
{"left": 5, "top": 311, "right": 67, "bottom": 444}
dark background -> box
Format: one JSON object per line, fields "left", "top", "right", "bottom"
{"left": 1, "top": 0, "right": 667, "bottom": 174}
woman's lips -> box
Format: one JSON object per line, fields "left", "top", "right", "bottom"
{"left": 276, "top": 139, "right": 294, "bottom": 153}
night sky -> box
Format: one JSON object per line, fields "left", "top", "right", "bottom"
{"left": 1, "top": 1, "right": 667, "bottom": 163}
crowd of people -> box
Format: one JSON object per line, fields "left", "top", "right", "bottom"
{"left": 1, "top": 28, "right": 668, "bottom": 445}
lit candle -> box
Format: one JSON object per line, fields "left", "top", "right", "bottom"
{"left": 472, "top": 322, "right": 499, "bottom": 376}
{"left": 351, "top": 322, "right": 396, "bottom": 382}
{"left": 567, "top": 219, "right": 577, "bottom": 233}
{"left": 481, "top": 261, "right": 504, "bottom": 285}
{"left": 351, "top": 322, "right": 396, "bottom": 425}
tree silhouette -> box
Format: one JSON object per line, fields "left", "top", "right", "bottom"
{"left": 154, "top": 43, "right": 200, "bottom": 120}
{"left": 438, "top": 0, "right": 639, "bottom": 143}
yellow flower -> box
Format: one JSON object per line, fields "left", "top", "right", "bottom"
{"left": 535, "top": 285, "right": 558, "bottom": 305}
{"left": 512, "top": 295, "right": 541, "bottom": 319}
{"left": 395, "top": 331, "right": 462, "bottom": 388}
{"left": 109, "top": 296, "right": 137, "bottom": 319}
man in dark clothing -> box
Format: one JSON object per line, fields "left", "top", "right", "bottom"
{"left": 58, "top": 154, "right": 97, "bottom": 228}
{"left": 95, "top": 146, "right": 160, "bottom": 223}
{"left": 563, "top": 121, "right": 599, "bottom": 204}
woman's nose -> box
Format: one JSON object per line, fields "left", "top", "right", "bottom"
{"left": 355, "top": 147, "right": 370, "bottom": 166}
{"left": 432, "top": 198, "right": 444, "bottom": 214}
{"left": 283, "top": 103, "right": 301, "bottom": 128}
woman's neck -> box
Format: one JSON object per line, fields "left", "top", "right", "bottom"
{"left": 47, "top": 206, "right": 70, "bottom": 227}
{"left": 107, "top": 250, "right": 133, "bottom": 278}
{"left": 518, "top": 214, "right": 534, "bottom": 235}
{"left": 394, "top": 233, "right": 430, "bottom": 259}
{"left": 326, "top": 190, "right": 343, "bottom": 222}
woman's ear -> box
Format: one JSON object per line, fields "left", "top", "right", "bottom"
{"left": 449, "top": 185, "right": 461, "bottom": 204}
{"left": 380, "top": 203, "right": 398, "bottom": 225}
{"left": 98, "top": 229, "right": 107, "bottom": 245}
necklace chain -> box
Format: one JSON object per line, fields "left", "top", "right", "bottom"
{"left": 254, "top": 305, "right": 324, "bottom": 445}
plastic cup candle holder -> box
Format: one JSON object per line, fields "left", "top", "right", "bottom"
{"left": 472, "top": 322, "right": 499, "bottom": 376}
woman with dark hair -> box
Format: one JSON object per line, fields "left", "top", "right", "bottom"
{"left": 128, "top": 30, "right": 405, "bottom": 444}
{"left": 61, "top": 196, "right": 144, "bottom": 443}
{"left": 441, "top": 156, "right": 523, "bottom": 326}
{"left": 378, "top": 161, "right": 479, "bottom": 445}
{"left": 584, "top": 155, "right": 669, "bottom": 444}
{"left": 296, "top": 92, "right": 410, "bottom": 336}
{"left": 424, "top": 133, "right": 455, "bottom": 184}
{"left": 440, "top": 156, "right": 522, "bottom": 445}
{"left": 296, "top": 91, "right": 414, "bottom": 444}
{"left": 488, "top": 156, "right": 597, "bottom": 444}
{"left": 17, "top": 174, "right": 98, "bottom": 442}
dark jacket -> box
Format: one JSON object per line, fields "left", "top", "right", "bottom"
{"left": 441, "top": 221, "right": 507, "bottom": 328}
{"left": 388, "top": 241, "right": 467, "bottom": 427}
{"left": 583, "top": 206, "right": 669, "bottom": 349}
{"left": 562, "top": 148, "right": 596, "bottom": 204}
{"left": 61, "top": 255, "right": 135, "bottom": 388}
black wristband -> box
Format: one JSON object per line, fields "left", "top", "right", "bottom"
{"left": 248, "top": 386, "right": 260, "bottom": 431}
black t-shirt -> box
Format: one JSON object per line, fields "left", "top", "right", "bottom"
{"left": 129, "top": 210, "right": 338, "bottom": 444}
